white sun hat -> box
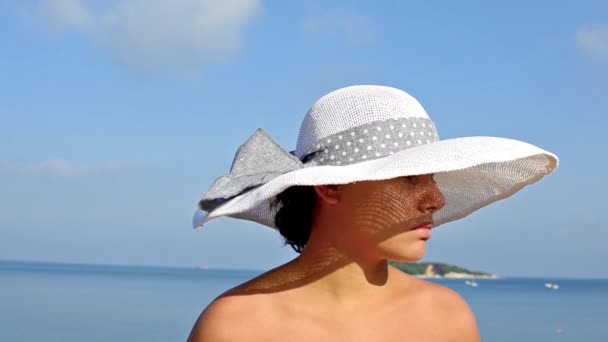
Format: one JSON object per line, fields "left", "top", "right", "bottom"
{"left": 192, "top": 85, "right": 558, "bottom": 229}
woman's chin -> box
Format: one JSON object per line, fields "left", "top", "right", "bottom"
{"left": 379, "top": 240, "right": 428, "bottom": 262}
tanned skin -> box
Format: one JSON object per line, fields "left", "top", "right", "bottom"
{"left": 188, "top": 175, "right": 481, "bottom": 342}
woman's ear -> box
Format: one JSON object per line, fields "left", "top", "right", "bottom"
{"left": 313, "top": 185, "right": 341, "bottom": 205}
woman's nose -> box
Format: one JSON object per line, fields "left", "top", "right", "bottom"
{"left": 419, "top": 182, "right": 446, "bottom": 214}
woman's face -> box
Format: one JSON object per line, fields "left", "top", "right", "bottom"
{"left": 331, "top": 175, "right": 445, "bottom": 262}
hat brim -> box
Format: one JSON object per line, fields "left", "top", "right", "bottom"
{"left": 193, "top": 136, "right": 558, "bottom": 229}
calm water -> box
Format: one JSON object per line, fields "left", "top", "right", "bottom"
{"left": 1, "top": 261, "right": 607, "bottom": 341}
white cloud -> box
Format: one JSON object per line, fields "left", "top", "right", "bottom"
{"left": 577, "top": 24, "right": 608, "bottom": 60}
{"left": 0, "top": 159, "right": 138, "bottom": 177}
{"left": 28, "top": 159, "right": 78, "bottom": 176}
{"left": 302, "top": 13, "right": 376, "bottom": 47}
{"left": 39, "top": 0, "right": 92, "bottom": 31}
{"left": 37, "top": 0, "right": 261, "bottom": 72}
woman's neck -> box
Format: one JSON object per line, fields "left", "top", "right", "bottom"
{"left": 291, "top": 230, "right": 393, "bottom": 308}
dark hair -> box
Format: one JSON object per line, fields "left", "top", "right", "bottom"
{"left": 273, "top": 186, "right": 317, "bottom": 253}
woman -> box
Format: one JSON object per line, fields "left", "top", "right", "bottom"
{"left": 188, "top": 85, "right": 558, "bottom": 341}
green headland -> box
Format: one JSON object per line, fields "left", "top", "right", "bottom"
{"left": 390, "top": 261, "right": 498, "bottom": 279}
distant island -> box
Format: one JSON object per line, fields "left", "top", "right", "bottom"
{"left": 389, "top": 261, "right": 498, "bottom": 279}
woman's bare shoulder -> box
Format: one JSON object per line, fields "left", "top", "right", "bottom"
{"left": 187, "top": 293, "right": 277, "bottom": 342}
{"left": 187, "top": 269, "right": 291, "bottom": 342}
{"left": 390, "top": 267, "right": 471, "bottom": 307}
{"left": 389, "top": 268, "right": 480, "bottom": 341}
{"left": 414, "top": 279, "right": 480, "bottom": 341}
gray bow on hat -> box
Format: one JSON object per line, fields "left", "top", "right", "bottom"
{"left": 198, "top": 129, "right": 305, "bottom": 213}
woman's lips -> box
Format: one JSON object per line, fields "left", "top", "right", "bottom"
{"left": 414, "top": 224, "right": 432, "bottom": 239}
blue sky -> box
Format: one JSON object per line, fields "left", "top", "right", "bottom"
{"left": 1, "top": 0, "right": 607, "bottom": 278}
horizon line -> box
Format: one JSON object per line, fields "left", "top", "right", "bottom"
{"left": 1, "top": 258, "right": 606, "bottom": 280}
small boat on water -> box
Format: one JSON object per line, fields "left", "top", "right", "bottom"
{"left": 465, "top": 280, "right": 478, "bottom": 287}
{"left": 545, "top": 283, "right": 559, "bottom": 290}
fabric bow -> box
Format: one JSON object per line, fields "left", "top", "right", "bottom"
{"left": 198, "top": 129, "right": 305, "bottom": 212}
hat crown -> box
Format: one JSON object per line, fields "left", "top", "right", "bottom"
{"left": 295, "top": 85, "right": 431, "bottom": 158}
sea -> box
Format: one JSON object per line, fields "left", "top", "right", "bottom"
{"left": 1, "top": 260, "right": 607, "bottom": 342}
